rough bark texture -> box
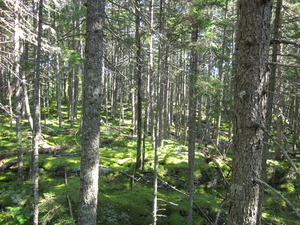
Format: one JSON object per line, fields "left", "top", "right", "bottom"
{"left": 187, "top": 23, "right": 198, "bottom": 225}
{"left": 228, "top": 0, "right": 272, "bottom": 224}
{"left": 78, "top": 0, "right": 104, "bottom": 224}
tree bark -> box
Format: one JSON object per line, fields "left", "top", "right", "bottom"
{"left": 187, "top": 22, "right": 198, "bottom": 225}
{"left": 13, "top": 0, "right": 24, "bottom": 181}
{"left": 33, "top": 0, "right": 43, "bottom": 224}
{"left": 228, "top": 0, "right": 272, "bottom": 224}
{"left": 135, "top": 0, "right": 143, "bottom": 171}
{"left": 78, "top": 0, "right": 104, "bottom": 224}
{"left": 259, "top": 0, "right": 282, "bottom": 222}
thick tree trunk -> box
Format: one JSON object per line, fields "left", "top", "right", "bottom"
{"left": 228, "top": 0, "right": 272, "bottom": 224}
{"left": 78, "top": 0, "right": 104, "bottom": 224}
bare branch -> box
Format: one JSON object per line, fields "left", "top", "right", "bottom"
{"left": 255, "top": 178, "right": 300, "bottom": 219}
{"left": 271, "top": 39, "right": 300, "bottom": 47}
{"left": 268, "top": 61, "right": 300, "bottom": 69}
{"left": 259, "top": 122, "right": 299, "bottom": 174}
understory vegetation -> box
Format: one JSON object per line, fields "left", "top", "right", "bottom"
{"left": 0, "top": 107, "right": 299, "bottom": 225}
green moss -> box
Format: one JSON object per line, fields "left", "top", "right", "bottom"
{"left": 0, "top": 172, "right": 17, "bottom": 181}
{"left": 41, "top": 156, "right": 80, "bottom": 172}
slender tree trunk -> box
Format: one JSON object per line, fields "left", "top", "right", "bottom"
{"left": 157, "top": 0, "right": 169, "bottom": 148}
{"left": 215, "top": 0, "right": 229, "bottom": 147}
{"left": 148, "top": 0, "right": 158, "bottom": 222}
{"left": 292, "top": 95, "right": 299, "bottom": 152}
{"left": 275, "top": 59, "right": 283, "bottom": 160}
{"left": 228, "top": 0, "right": 272, "bottom": 224}
{"left": 78, "top": 0, "right": 104, "bottom": 224}
{"left": 205, "top": 96, "right": 212, "bottom": 144}
{"left": 33, "top": 0, "right": 43, "bottom": 223}
{"left": 7, "top": 77, "right": 13, "bottom": 128}
{"left": 13, "top": 0, "right": 24, "bottom": 181}
{"left": 197, "top": 95, "right": 204, "bottom": 142}
{"left": 68, "top": 68, "right": 75, "bottom": 127}
{"left": 53, "top": 3, "right": 63, "bottom": 128}
{"left": 152, "top": 134, "right": 159, "bottom": 225}
{"left": 187, "top": 23, "right": 198, "bottom": 225}
{"left": 263, "top": 0, "right": 282, "bottom": 171}
{"left": 56, "top": 53, "right": 63, "bottom": 128}
{"left": 21, "top": 42, "right": 33, "bottom": 131}
{"left": 259, "top": 1, "right": 282, "bottom": 222}
{"left": 135, "top": 0, "right": 143, "bottom": 171}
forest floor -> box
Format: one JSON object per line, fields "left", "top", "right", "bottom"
{"left": 0, "top": 109, "right": 299, "bottom": 224}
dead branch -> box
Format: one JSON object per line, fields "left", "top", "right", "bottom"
{"left": 157, "top": 177, "right": 214, "bottom": 225}
{"left": 255, "top": 178, "right": 300, "bottom": 219}
{"left": 259, "top": 123, "right": 299, "bottom": 174}
{"left": 268, "top": 61, "right": 300, "bottom": 69}
{"left": 270, "top": 39, "right": 300, "bottom": 47}
{"left": 99, "top": 164, "right": 138, "bottom": 180}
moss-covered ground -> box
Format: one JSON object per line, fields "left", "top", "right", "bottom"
{"left": 0, "top": 109, "right": 299, "bottom": 224}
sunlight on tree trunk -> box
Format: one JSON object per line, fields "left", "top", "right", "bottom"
{"left": 78, "top": 0, "right": 104, "bottom": 224}
{"left": 228, "top": 0, "right": 272, "bottom": 224}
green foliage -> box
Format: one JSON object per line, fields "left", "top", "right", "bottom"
{"left": 2, "top": 206, "right": 31, "bottom": 224}
{"left": 62, "top": 47, "right": 83, "bottom": 66}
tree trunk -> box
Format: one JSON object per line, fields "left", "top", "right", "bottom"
{"left": 33, "top": 0, "right": 43, "bottom": 224}
{"left": 56, "top": 53, "right": 63, "bottom": 128}
{"left": 21, "top": 42, "right": 33, "bottom": 131}
{"left": 259, "top": 0, "right": 282, "bottom": 222}
{"left": 135, "top": 0, "right": 143, "bottom": 171}
{"left": 228, "top": 0, "right": 272, "bottom": 224}
{"left": 187, "top": 23, "right": 198, "bottom": 225}
{"left": 215, "top": 0, "right": 229, "bottom": 147}
{"left": 264, "top": 0, "right": 282, "bottom": 161}
{"left": 275, "top": 56, "right": 284, "bottom": 160}
{"left": 78, "top": 0, "right": 104, "bottom": 224}
{"left": 13, "top": 0, "right": 24, "bottom": 181}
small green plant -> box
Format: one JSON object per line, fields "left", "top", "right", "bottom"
{"left": 4, "top": 206, "right": 31, "bottom": 225}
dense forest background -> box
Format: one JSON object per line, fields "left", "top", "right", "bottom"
{"left": 0, "top": 0, "right": 300, "bottom": 224}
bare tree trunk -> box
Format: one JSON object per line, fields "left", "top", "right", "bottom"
{"left": 292, "top": 95, "right": 299, "bottom": 152}
{"left": 33, "top": 0, "right": 43, "bottom": 223}
{"left": 14, "top": 0, "right": 24, "bottom": 181}
{"left": 21, "top": 44, "right": 33, "bottom": 131}
{"left": 259, "top": 1, "right": 282, "bottom": 222}
{"left": 187, "top": 23, "right": 198, "bottom": 225}
{"left": 135, "top": 0, "right": 143, "bottom": 171}
{"left": 215, "top": 0, "right": 229, "bottom": 147}
{"left": 228, "top": 0, "right": 272, "bottom": 224}
{"left": 275, "top": 59, "right": 284, "bottom": 160}
{"left": 68, "top": 68, "right": 75, "bottom": 127}
{"left": 78, "top": 0, "right": 104, "bottom": 224}
{"left": 263, "top": 0, "right": 282, "bottom": 169}
{"left": 56, "top": 53, "right": 63, "bottom": 128}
